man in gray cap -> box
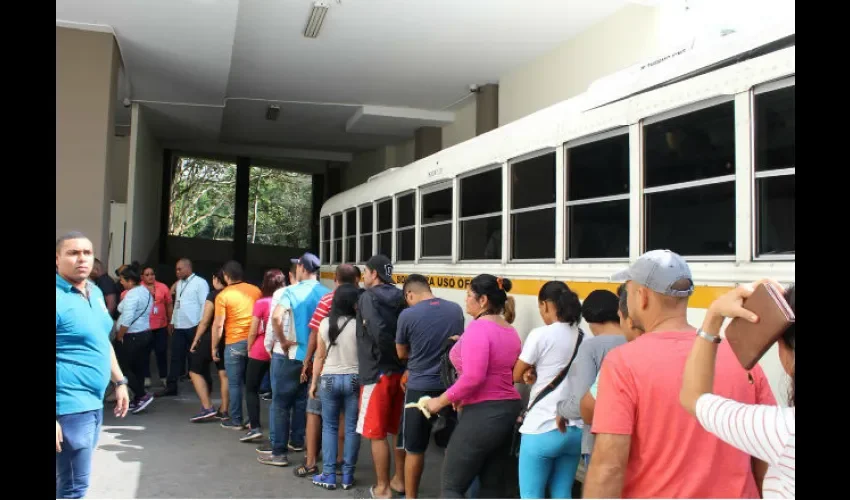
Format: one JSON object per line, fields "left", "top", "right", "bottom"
{"left": 583, "top": 250, "right": 776, "bottom": 499}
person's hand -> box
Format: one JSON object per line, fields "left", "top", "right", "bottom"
{"left": 56, "top": 420, "right": 63, "bottom": 453}
{"left": 449, "top": 335, "right": 460, "bottom": 342}
{"left": 301, "top": 361, "right": 312, "bottom": 383}
{"left": 707, "top": 279, "right": 785, "bottom": 323}
{"left": 522, "top": 367, "right": 537, "bottom": 385}
{"left": 426, "top": 397, "right": 444, "bottom": 416}
{"left": 114, "top": 385, "right": 130, "bottom": 418}
{"left": 400, "top": 370, "right": 409, "bottom": 391}
{"left": 116, "top": 334, "right": 125, "bottom": 344}
{"left": 212, "top": 348, "right": 220, "bottom": 363}
{"left": 309, "top": 383, "right": 318, "bottom": 400}
{"left": 168, "top": 324, "right": 174, "bottom": 335}
{"left": 555, "top": 415, "right": 566, "bottom": 434}
{"left": 190, "top": 337, "right": 200, "bottom": 353}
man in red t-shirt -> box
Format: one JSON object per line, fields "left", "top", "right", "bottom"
{"left": 295, "top": 264, "right": 361, "bottom": 477}
{"left": 585, "top": 250, "right": 776, "bottom": 499}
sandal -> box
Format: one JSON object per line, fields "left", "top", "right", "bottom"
{"left": 294, "top": 464, "right": 319, "bottom": 477}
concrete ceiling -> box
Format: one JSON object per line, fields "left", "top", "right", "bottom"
{"left": 57, "top": 0, "right": 630, "bottom": 158}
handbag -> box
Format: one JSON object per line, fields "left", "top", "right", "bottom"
{"left": 510, "top": 328, "right": 584, "bottom": 457}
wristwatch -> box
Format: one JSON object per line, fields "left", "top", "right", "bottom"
{"left": 113, "top": 376, "right": 129, "bottom": 388}
{"left": 696, "top": 329, "right": 722, "bottom": 344}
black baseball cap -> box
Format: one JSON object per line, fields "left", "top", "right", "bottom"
{"left": 365, "top": 254, "right": 394, "bottom": 284}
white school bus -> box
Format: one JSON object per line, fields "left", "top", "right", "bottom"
{"left": 318, "top": 23, "right": 795, "bottom": 403}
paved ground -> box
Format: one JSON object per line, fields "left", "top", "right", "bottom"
{"left": 89, "top": 381, "right": 448, "bottom": 499}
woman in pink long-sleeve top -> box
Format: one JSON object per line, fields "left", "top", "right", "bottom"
{"left": 425, "top": 274, "right": 522, "bottom": 498}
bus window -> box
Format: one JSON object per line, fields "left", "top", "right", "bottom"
{"left": 421, "top": 185, "right": 452, "bottom": 259}
{"left": 359, "top": 204, "right": 373, "bottom": 264}
{"left": 460, "top": 167, "right": 502, "bottom": 260}
{"left": 644, "top": 101, "right": 736, "bottom": 256}
{"left": 754, "top": 84, "right": 795, "bottom": 258}
{"left": 566, "top": 131, "right": 629, "bottom": 259}
{"left": 511, "top": 151, "right": 555, "bottom": 260}
{"left": 344, "top": 209, "right": 356, "bottom": 263}
{"left": 396, "top": 192, "right": 415, "bottom": 262}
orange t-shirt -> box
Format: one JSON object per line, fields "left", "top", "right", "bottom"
{"left": 214, "top": 282, "right": 262, "bottom": 345}
{"left": 592, "top": 330, "right": 777, "bottom": 499}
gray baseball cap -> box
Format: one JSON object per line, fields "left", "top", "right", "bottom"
{"left": 611, "top": 249, "right": 694, "bottom": 298}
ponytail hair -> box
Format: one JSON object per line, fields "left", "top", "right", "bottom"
{"left": 119, "top": 263, "right": 142, "bottom": 284}
{"left": 538, "top": 281, "right": 581, "bottom": 325}
{"left": 469, "top": 274, "right": 515, "bottom": 324}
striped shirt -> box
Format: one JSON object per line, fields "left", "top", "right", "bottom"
{"left": 309, "top": 291, "right": 334, "bottom": 331}
{"left": 696, "top": 393, "right": 795, "bottom": 498}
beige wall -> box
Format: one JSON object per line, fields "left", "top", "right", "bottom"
{"left": 342, "top": 147, "right": 389, "bottom": 190}
{"left": 442, "top": 99, "right": 477, "bottom": 149}
{"left": 56, "top": 27, "right": 119, "bottom": 258}
{"left": 499, "top": 3, "right": 662, "bottom": 125}
{"left": 109, "top": 135, "right": 130, "bottom": 203}
{"left": 126, "top": 104, "right": 164, "bottom": 264}
{"left": 387, "top": 139, "right": 415, "bottom": 170}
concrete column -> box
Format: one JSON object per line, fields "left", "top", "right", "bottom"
{"left": 56, "top": 27, "right": 119, "bottom": 259}
{"left": 414, "top": 126, "right": 442, "bottom": 160}
{"left": 475, "top": 83, "right": 499, "bottom": 135}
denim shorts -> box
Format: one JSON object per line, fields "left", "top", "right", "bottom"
{"left": 307, "top": 395, "right": 322, "bottom": 415}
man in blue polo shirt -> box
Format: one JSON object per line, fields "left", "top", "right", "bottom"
{"left": 56, "top": 232, "right": 131, "bottom": 499}
{"left": 259, "top": 252, "right": 330, "bottom": 467}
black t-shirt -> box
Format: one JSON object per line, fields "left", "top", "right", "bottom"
{"left": 205, "top": 289, "right": 224, "bottom": 346}
{"left": 94, "top": 275, "right": 119, "bottom": 319}
{"left": 95, "top": 274, "right": 118, "bottom": 298}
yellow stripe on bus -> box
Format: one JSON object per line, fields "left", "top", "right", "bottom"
{"left": 319, "top": 270, "right": 731, "bottom": 309}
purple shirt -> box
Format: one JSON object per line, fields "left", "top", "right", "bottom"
{"left": 445, "top": 319, "right": 521, "bottom": 406}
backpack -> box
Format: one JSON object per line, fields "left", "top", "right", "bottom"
{"left": 439, "top": 336, "right": 459, "bottom": 389}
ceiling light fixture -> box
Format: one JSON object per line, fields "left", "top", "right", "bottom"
{"left": 304, "top": 1, "right": 329, "bottom": 38}
{"left": 266, "top": 104, "right": 280, "bottom": 121}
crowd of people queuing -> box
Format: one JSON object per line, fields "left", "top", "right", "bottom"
{"left": 57, "top": 230, "right": 795, "bottom": 499}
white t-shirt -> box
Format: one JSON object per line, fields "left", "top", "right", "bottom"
{"left": 319, "top": 316, "right": 358, "bottom": 375}
{"left": 518, "top": 321, "right": 581, "bottom": 434}
{"left": 263, "top": 287, "right": 287, "bottom": 355}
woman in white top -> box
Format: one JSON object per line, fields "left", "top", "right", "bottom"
{"left": 309, "top": 283, "right": 362, "bottom": 491}
{"left": 512, "top": 281, "right": 584, "bottom": 499}
{"left": 681, "top": 281, "right": 795, "bottom": 498}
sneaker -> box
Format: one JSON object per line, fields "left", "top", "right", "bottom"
{"left": 221, "top": 420, "right": 246, "bottom": 430}
{"left": 190, "top": 407, "right": 217, "bottom": 423}
{"left": 288, "top": 442, "right": 305, "bottom": 452}
{"left": 342, "top": 474, "right": 355, "bottom": 490}
{"left": 128, "top": 399, "right": 139, "bottom": 412}
{"left": 216, "top": 408, "right": 230, "bottom": 420}
{"left": 240, "top": 428, "right": 263, "bottom": 442}
{"left": 313, "top": 472, "right": 337, "bottom": 490}
{"left": 257, "top": 454, "right": 289, "bottom": 467}
{"left": 256, "top": 442, "right": 274, "bottom": 455}
{"left": 132, "top": 393, "right": 154, "bottom": 414}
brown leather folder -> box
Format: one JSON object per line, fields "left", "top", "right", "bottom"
{"left": 725, "top": 283, "right": 795, "bottom": 370}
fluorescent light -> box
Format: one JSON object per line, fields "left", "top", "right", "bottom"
{"left": 304, "top": 1, "right": 329, "bottom": 38}
{"left": 266, "top": 105, "right": 280, "bottom": 121}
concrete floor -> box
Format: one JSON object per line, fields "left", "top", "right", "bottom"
{"left": 88, "top": 381, "right": 448, "bottom": 499}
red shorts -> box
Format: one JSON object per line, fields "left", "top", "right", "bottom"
{"left": 356, "top": 372, "right": 404, "bottom": 440}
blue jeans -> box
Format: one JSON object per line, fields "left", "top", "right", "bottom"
{"left": 224, "top": 341, "right": 248, "bottom": 424}
{"left": 518, "top": 426, "right": 582, "bottom": 498}
{"left": 270, "top": 354, "right": 307, "bottom": 456}
{"left": 319, "top": 373, "right": 361, "bottom": 476}
{"left": 56, "top": 409, "right": 103, "bottom": 499}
